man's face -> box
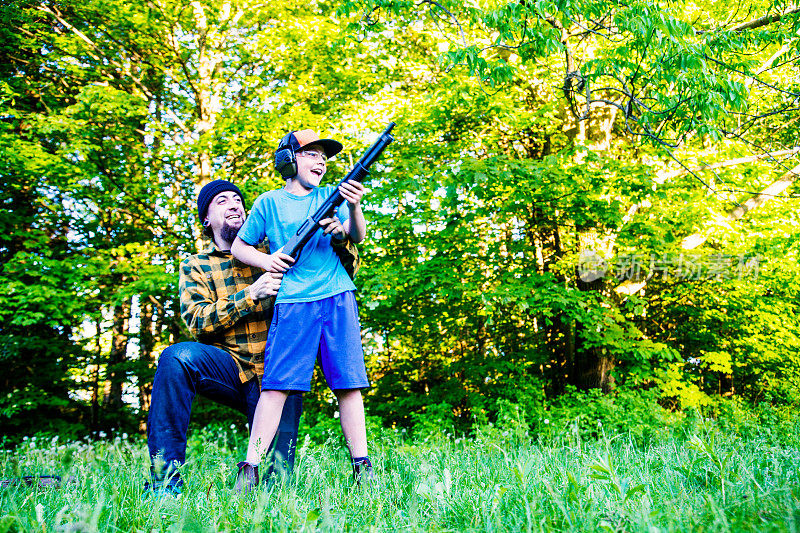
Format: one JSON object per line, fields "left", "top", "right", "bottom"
{"left": 293, "top": 145, "right": 327, "bottom": 190}
{"left": 205, "top": 190, "right": 245, "bottom": 242}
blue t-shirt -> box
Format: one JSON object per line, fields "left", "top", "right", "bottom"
{"left": 237, "top": 185, "right": 357, "bottom": 304}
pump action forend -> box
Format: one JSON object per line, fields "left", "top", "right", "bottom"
{"left": 281, "top": 122, "right": 395, "bottom": 260}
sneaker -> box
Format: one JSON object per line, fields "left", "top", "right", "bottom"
{"left": 234, "top": 461, "right": 259, "bottom": 495}
{"left": 142, "top": 480, "right": 182, "bottom": 500}
{"left": 352, "top": 459, "right": 376, "bottom": 487}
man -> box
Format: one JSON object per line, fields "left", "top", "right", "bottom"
{"left": 144, "top": 179, "right": 358, "bottom": 496}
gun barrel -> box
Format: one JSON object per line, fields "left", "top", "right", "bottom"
{"left": 284, "top": 122, "right": 395, "bottom": 260}
{"left": 352, "top": 122, "right": 395, "bottom": 172}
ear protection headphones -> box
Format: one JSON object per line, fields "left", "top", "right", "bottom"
{"left": 274, "top": 132, "right": 298, "bottom": 178}
{"left": 274, "top": 130, "right": 342, "bottom": 179}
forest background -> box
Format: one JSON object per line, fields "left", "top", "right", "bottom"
{"left": 1, "top": 0, "right": 799, "bottom": 444}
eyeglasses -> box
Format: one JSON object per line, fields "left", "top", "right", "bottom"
{"left": 296, "top": 150, "right": 328, "bottom": 163}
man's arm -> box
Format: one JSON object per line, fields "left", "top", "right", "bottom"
{"left": 179, "top": 256, "right": 276, "bottom": 338}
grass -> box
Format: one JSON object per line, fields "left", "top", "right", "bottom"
{"left": 1, "top": 424, "right": 799, "bottom": 532}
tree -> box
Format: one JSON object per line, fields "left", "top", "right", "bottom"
{"left": 337, "top": 0, "right": 800, "bottom": 424}
{"left": 2, "top": 0, "right": 798, "bottom": 439}
{"left": 0, "top": 0, "right": 409, "bottom": 437}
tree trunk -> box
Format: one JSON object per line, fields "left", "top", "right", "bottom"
{"left": 189, "top": 1, "right": 231, "bottom": 186}
{"left": 138, "top": 301, "right": 155, "bottom": 429}
{"left": 103, "top": 299, "right": 131, "bottom": 428}
{"left": 90, "top": 319, "right": 102, "bottom": 432}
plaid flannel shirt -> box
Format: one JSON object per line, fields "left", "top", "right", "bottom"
{"left": 179, "top": 239, "right": 360, "bottom": 383}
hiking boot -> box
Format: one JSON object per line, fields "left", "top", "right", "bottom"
{"left": 234, "top": 461, "right": 259, "bottom": 495}
{"left": 352, "top": 458, "right": 376, "bottom": 487}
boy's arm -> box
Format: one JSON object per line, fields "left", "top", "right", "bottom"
{"left": 231, "top": 236, "right": 294, "bottom": 273}
{"left": 338, "top": 180, "right": 366, "bottom": 243}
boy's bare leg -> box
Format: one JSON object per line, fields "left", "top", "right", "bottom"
{"left": 335, "top": 388, "right": 368, "bottom": 457}
{"left": 246, "top": 390, "right": 289, "bottom": 464}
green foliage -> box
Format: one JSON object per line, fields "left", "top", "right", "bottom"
{"left": 713, "top": 399, "right": 800, "bottom": 447}
{"left": 2, "top": 427, "right": 800, "bottom": 531}
{"left": 686, "top": 432, "right": 735, "bottom": 504}
{"left": 409, "top": 401, "right": 456, "bottom": 441}
{"left": 542, "top": 386, "right": 681, "bottom": 443}
{"left": 646, "top": 241, "right": 800, "bottom": 408}
{"left": 2, "top": 0, "right": 800, "bottom": 439}
{"left": 587, "top": 454, "right": 647, "bottom": 503}
{"left": 344, "top": 0, "right": 797, "bottom": 150}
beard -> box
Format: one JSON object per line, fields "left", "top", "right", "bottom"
{"left": 220, "top": 221, "right": 241, "bottom": 243}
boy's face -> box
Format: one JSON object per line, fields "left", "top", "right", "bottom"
{"left": 293, "top": 145, "right": 327, "bottom": 190}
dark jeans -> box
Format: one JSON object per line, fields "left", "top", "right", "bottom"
{"left": 146, "top": 341, "right": 302, "bottom": 487}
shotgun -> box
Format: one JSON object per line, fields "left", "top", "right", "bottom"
{"left": 281, "top": 122, "right": 395, "bottom": 259}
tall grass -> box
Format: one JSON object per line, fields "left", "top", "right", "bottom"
{"left": 1, "top": 423, "right": 799, "bottom": 532}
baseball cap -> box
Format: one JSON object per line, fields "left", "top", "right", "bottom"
{"left": 280, "top": 130, "right": 343, "bottom": 158}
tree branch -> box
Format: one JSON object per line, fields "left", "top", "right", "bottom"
{"left": 731, "top": 5, "right": 800, "bottom": 31}
{"left": 701, "top": 147, "right": 800, "bottom": 171}
{"left": 680, "top": 161, "right": 800, "bottom": 250}
{"left": 36, "top": 3, "right": 193, "bottom": 136}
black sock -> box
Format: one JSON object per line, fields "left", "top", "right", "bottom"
{"left": 351, "top": 456, "right": 371, "bottom": 467}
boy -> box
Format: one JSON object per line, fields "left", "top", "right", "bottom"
{"left": 230, "top": 129, "right": 373, "bottom": 493}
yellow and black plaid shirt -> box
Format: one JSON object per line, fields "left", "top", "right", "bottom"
{"left": 179, "top": 240, "right": 359, "bottom": 383}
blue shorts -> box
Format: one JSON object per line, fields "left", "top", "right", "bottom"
{"left": 261, "top": 291, "right": 369, "bottom": 392}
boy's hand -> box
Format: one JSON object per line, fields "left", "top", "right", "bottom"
{"left": 249, "top": 272, "right": 283, "bottom": 300}
{"left": 264, "top": 251, "right": 295, "bottom": 273}
{"left": 320, "top": 216, "right": 346, "bottom": 240}
{"left": 338, "top": 180, "right": 366, "bottom": 207}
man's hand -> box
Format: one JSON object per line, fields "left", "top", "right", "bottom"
{"left": 248, "top": 271, "right": 284, "bottom": 300}
{"left": 338, "top": 179, "right": 366, "bottom": 207}
{"left": 320, "top": 215, "right": 346, "bottom": 240}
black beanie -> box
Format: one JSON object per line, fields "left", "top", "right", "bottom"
{"left": 197, "top": 180, "right": 245, "bottom": 223}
